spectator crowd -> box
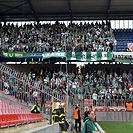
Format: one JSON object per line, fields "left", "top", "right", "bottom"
{"left": 0, "top": 63, "right": 133, "bottom": 109}
{"left": 0, "top": 21, "right": 133, "bottom": 109}
{"left": 0, "top": 21, "right": 115, "bottom": 53}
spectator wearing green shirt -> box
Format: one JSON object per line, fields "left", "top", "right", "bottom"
{"left": 77, "top": 86, "right": 82, "bottom": 103}
{"left": 82, "top": 110, "right": 100, "bottom": 133}
{"left": 105, "top": 91, "right": 111, "bottom": 106}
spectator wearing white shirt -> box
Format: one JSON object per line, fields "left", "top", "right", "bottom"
{"left": 92, "top": 91, "right": 98, "bottom": 106}
{"left": 32, "top": 90, "right": 38, "bottom": 104}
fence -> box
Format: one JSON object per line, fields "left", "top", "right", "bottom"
{"left": 84, "top": 98, "right": 127, "bottom": 108}
{"left": 96, "top": 111, "right": 133, "bottom": 122}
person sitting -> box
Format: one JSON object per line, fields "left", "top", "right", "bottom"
{"left": 30, "top": 103, "right": 41, "bottom": 113}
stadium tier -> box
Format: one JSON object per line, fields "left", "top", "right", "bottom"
{"left": 0, "top": 100, "right": 45, "bottom": 127}
{"left": 113, "top": 29, "right": 133, "bottom": 52}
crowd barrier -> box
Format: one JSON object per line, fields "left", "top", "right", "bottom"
{"left": 84, "top": 97, "right": 127, "bottom": 107}
{"left": 96, "top": 111, "right": 133, "bottom": 122}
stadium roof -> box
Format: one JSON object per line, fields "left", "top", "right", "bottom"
{"left": 0, "top": 0, "right": 133, "bottom": 22}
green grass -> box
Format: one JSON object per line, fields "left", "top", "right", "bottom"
{"left": 98, "top": 121, "right": 133, "bottom": 133}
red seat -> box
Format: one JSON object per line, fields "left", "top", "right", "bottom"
{"left": 11, "top": 114, "right": 22, "bottom": 124}
{"left": 7, "top": 114, "right": 15, "bottom": 125}
{"left": 18, "top": 114, "right": 25, "bottom": 123}
{"left": 0, "top": 109, "right": 2, "bottom": 114}
{"left": 29, "top": 114, "right": 36, "bottom": 122}
{"left": 0, "top": 115, "right": 9, "bottom": 126}
{"left": 0, "top": 100, "right": 46, "bottom": 126}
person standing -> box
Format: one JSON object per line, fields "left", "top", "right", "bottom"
{"left": 77, "top": 86, "right": 82, "bottom": 103}
{"left": 92, "top": 91, "right": 98, "bottom": 106}
{"left": 82, "top": 110, "right": 100, "bottom": 133}
{"left": 84, "top": 107, "right": 89, "bottom": 120}
{"left": 125, "top": 98, "right": 133, "bottom": 112}
{"left": 74, "top": 106, "right": 81, "bottom": 132}
{"left": 52, "top": 103, "right": 69, "bottom": 133}
{"left": 89, "top": 106, "right": 93, "bottom": 112}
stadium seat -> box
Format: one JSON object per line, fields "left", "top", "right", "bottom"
{"left": 0, "top": 100, "right": 45, "bottom": 126}
{"left": 0, "top": 115, "right": 9, "bottom": 126}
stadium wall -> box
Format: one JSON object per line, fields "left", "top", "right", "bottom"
{"left": 6, "top": 64, "right": 133, "bottom": 74}
{"left": 7, "top": 64, "right": 76, "bottom": 73}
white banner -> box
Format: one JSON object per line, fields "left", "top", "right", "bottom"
{"left": 42, "top": 52, "right": 65, "bottom": 59}
{"left": 113, "top": 52, "right": 133, "bottom": 63}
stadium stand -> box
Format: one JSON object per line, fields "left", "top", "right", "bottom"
{"left": 0, "top": 100, "right": 45, "bottom": 127}
{"left": 1, "top": 63, "right": 132, "bottom": 108}
{"left": 0, "top": 64, "right": 66, "bottom": 108}
{"left": 113, "top": 29, "right": 133, "bottom": 52}
{"left": 0, "top": 22, "right": 115, "bottom": 53}
{"left": 1, "top": 1, "right": 133, "bottom": 132}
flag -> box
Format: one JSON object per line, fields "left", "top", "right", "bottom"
{"left": 67, "top": 52, "right": 112, "bottom": 62}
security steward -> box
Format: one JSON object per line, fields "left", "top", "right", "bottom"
{"left": 52, "top": 103, "right": 69, "bottom": 133}
{"left": 125, "top": 98, "right": 133, "bottom": 112}
{"left": 30, "top": 103, "right": 41, "bottom": 113}
{"left": 74, "top": 105, "right": 81, "bottom": 132}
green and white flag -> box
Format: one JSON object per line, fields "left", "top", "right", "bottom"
{"left": 2, "top": 50, "right": 112, "bottom": 62}
{"left": 81, "top": 52, "right": 86, "bottom": 61}
{"left": 66, "top": 52, "right": 112, "bottom": 62}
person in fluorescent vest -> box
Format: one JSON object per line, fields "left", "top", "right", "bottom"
{"left": 52, "top": 102, "right": 69, "bottom": 133}
{"left": 125, "top": 98, "right": 133, "bottom": 112}
{"left": 30, "top": 103, "right": 41, "bottom": 113}
{"left": 74, "top": 105, "right": 81, "bottom": 132}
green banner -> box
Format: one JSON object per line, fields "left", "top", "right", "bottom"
{"left": 66, "top": 52, "right": 112, "bottom": 62}
{"left": 2, "top": 51, "right": 65, "bottom": 60}
{"left": 2, "top": 51, "right": 26, "bottom": 58}
{"left": 2, "top": 51, "right": 112, "bottom": 62}
{"left": 3, "top": 51, "right": 133, "bottom": 63}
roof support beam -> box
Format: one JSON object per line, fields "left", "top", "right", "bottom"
{"left": 106, "top": 0, "right": 111, "bottom": 21}
{"left": 0, "top": 2, "right": 28, "bottom": 14}
{"left": 1, "top": 11, "right": 133, "bottom": 21}
{"left": 25, "top": 0, "right": 38, "bottom": 22}
{"left": 2, "top": 11, "right": 133, "bottom": 16}
{"left": 67, "top": 0, "right": 72, "bottom": 24}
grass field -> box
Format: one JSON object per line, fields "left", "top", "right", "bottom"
{"left": 98, "top": 121, "right": 133, "bottom": 133}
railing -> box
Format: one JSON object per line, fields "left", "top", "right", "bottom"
{"left": 0, "top": 64, "right": 67, "bottom": 114}
{"left": 84, "top": 96, "right": 127, "bottom": 107}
